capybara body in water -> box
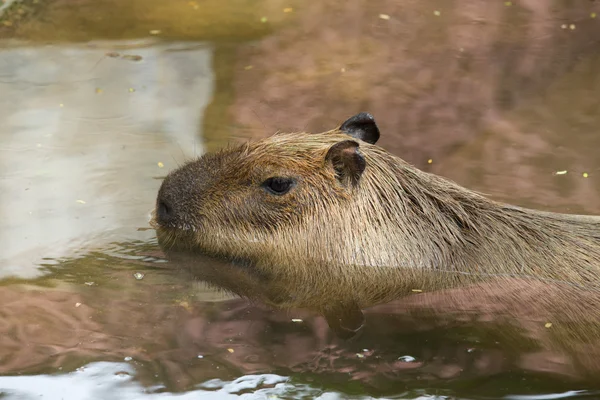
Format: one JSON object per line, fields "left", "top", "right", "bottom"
{"left": 153, "top": 113, "right": 600, "bottom": 337}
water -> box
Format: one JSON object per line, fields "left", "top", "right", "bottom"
{"left": 1, "top": 1, "right": 600, "bottom": 399}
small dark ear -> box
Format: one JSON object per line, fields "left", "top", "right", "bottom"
{"left": 339, "top": 112, "right": 380, "bottom": 144}
{"left": 325, "top": 140, "right": 366, "bottom": 187}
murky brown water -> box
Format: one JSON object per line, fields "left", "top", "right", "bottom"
{"left": 1, "top": 1, "right": 600, "bottom": 399}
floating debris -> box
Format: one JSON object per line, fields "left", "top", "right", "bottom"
{"left": 158, "top": 162, "right": 164, "bottom": 168}
{"left": 554, "top": 170, "right": 568, "bottom": 175}
{"left": 124, "top": 356, "right": 133, "bottom": 361}
{"left": 84, "top": 282, "right": 94, "bottom": 286}
{"left": 59, "top": 103, "right": 64, "bottom": 108}
{"left": 75, "top": 302, "right": 82, "bottom": 307}
{"left": 379, "top": 14, "right": 390, "bottom": 20}
{"left": 427, "top": 159, "right": 433, "bottom": 164}
{"left": 356, "top": 353, "right": 365, "bottom": 358}
{"left": 467, "top": 348, "right": 476, "bottom": 353}
{"left": 244, "top": 65, "right": 253, "bottom": 70}
{"left": 583, "top": 172, "right": 589, "bottom": 178}
{"left": 569, "top": 24, "right": 576, "bottom": 30}
{"left": 197, "top": 354, "right": 204, "bottom": 359}
{"left": 398, "top": 355, "right": 416, "bottom": 362}
{"left": 291, "top": 318, "right": 303, "bottom": 323}
{"left": 260, "top": 16, "right": 268, "bottom": 23}
{"left": 545, "top": 322, "right": 553, "bottom": 329}
{"left": 122, "top": 54, "right": 143, "bottom": 62}
{"left": 76, "top": 199, "right": 86, "bottom": 204}
{"left": 133, "top": 272, "right": 145, "bottom": 280}
{"left": 128, "top": 88, "right": 135, "bottom": 93}
{"left": 149, "top": 29, "right": 161, "bottom": 35}
{"left": 283, "top": 7, "right": 293, "bottom": 13}
{"left": 411, "top": 289, "right": 423, "bottom": 293}
{"left": 433, "top": 10, "right": 441, "bottom": 16}
{"left": 340, "top": 67, "right": 346, "bottom": 73}
{"left": 561, "top": 24, "right": 567, "bottom": 29}
{"left": 227, "top": 348, "right": 235, "bottom": 353}
{"left": 95, "top": 88, "right": 103, "bottom": 94}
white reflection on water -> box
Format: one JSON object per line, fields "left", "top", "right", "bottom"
{"left": 0, "top": 39, "right": 213, "bottom": 279}
{"left": 0, "top": 362, "right": 346, "bottom": 400}
{"left": 1, "top": 361, "right": 590, "bottom": 400}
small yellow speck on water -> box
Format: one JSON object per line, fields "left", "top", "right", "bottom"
{"left": 504, "top": 1, "right": 512, "bottom": 6}
{"left": 411, "top": 289, "right": 423, "bottom": 293}
{"left": 545, "top": 322, "right": 552, "bottom": 328}
{"left": 592, "top": 13, "right": 597, "bottom": 19}
{"left": 76, "top": 200, "right": 86, "bottom": 204}
{"left": 561, "top": 24, "right": 567, "bottom": 29}
{"left": 583, "top": 172, "right": 589, "bottom": 178}
{"left": 128, "top": 88, "right": 135, "bottom": 93}
{"left": 427, "top": 159, "right": 433, "bottom": 164}
{"left": 227, "top": 348, "right": 234, "bottom": 353}
{"left": 95, "top": 88, "right": 103, "bottom": 94}
{"left": 555, "top": 170, "right": 568, "bottom": 175}
{"left": 433, "top": 10, "right": 441, "bottom": 16}
{"left": 149, "top": 29, "right": 161, "bottom": 35}
{"left": 379, "top": 14, "right": 390, "bottom": 20}
{"left": 283, "top": 7, "right": 293, "bottom": 13}
{"left": 75, "top": 303, "right": 82, "bottom": 308}
{"left": 260, "top": 16, "right": 268, "bottom": 23}
{"left": 244, "top": 65, "right": 253, "bottom": 70}
{"left": 569, "top": 24, "right": 576, "bottom": 30}
{"left": 158, "top": 162, "right": 164, "bottom": 168}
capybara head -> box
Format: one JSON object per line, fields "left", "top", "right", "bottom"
{"left": 153, "top": 113, "right": 392, "bottom": 265}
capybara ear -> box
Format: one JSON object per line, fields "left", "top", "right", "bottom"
{"left": 325, "top": 140, "right": 366, "bottom": 187}
{"left": 339, "top": 112, "right": 380, "bottom": 144}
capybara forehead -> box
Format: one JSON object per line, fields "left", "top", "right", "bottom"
{"left": 195, "top": 131, "right": 350, "bottom": 177}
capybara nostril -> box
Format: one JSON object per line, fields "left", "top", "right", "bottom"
{"left": 156, "top": 197, "right": 174, "bottom": 225}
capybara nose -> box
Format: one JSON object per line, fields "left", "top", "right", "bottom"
{"left": 156, "top": 196, "right": 175, "bottom": 225}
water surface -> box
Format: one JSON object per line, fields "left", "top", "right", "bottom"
{"left": 1, "top": 1, "right": 600, "bottom": 399}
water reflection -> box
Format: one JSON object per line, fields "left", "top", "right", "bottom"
{"left": 0, "top": 39, "right": 213, "bottom": 279}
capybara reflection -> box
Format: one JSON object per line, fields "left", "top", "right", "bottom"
{"left": 153, "top": 113, "right": 600, "bottom": 338}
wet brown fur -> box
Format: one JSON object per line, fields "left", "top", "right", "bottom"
{"left": 153, "top": 124, "right": 600, "bottom": 329}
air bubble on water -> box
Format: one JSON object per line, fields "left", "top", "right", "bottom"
{"left": 398, "top": 355, "right": 416, "bottom": 362}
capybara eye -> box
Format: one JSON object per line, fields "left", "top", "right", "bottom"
{"left": 262, "top": 177, "right": 296, "bottom": 195}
